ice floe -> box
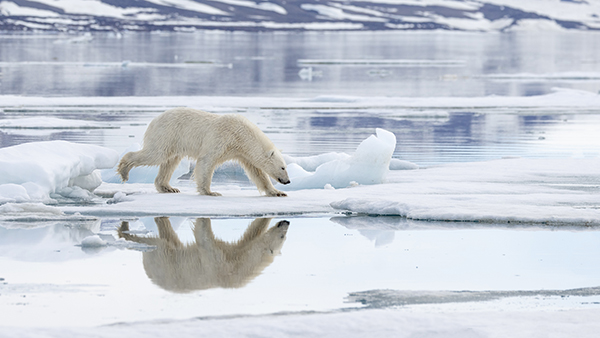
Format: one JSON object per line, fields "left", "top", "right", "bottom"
{"left": 280, "top": 128, "right": 397, "bottom": 190}
{"left": 0, "top": 137, "right": 596, "bottom": 226}
{"left": 0, "top": 141, "right": 119, "bottom": 203}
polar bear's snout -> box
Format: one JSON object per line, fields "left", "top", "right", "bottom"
{"left": 277, "top": 220, "right": 290, "bottom": 228}
{"left": 278, "top": 178, "right": 291, "bottom": 185}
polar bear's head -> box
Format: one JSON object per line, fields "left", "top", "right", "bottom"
{"left": 265, "top": 220, "right": 290, "bottom": 255}
{"left": 266, "top": 149, "right": 290, "bottom": 185}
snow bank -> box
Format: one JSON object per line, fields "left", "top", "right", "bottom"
{"left": 0, "top": 141, "right": 119, "bottom": 203}
{"left": 280, "top": 128, "right": 397, "bottom": 190}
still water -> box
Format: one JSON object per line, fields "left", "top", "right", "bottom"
{"left": 1, "top": 31, "right": 600, "bottom": 325}
{"left": 1, "top": 31, "right": 600, "bottom": 97}
{"left": 2, "top": 216, "right": 600, "bottom": 326}
{"left": 1, "top": 31, "right": 600, "bottom": 166}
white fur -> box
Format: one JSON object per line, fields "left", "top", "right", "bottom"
{"left": 118, "top": 108, "right": 290, "bottom": 196}
{"left": 118, "top": 217, "right": 289, "bottom": 292}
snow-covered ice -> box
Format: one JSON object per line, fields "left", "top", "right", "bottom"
{"left": 62, "top": 157, "right": 600, "bottom": 226}
{"left": 0, "top": 141, "right": 119, "bottom": 203}
{"left": 0, "top": 91, "right": 597, "bottom": 225}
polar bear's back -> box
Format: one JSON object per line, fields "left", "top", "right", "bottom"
{"left": 143, "top": 108, "right": 236, "bottom": 158}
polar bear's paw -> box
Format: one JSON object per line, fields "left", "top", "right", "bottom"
{"left": 199, "top": 189, "right": 222, "bottom": 196}
{"left": 157, "top": 185, "right": 180, "bottom": 193}
{"left": 267, "top": 190, "right": 287, "bottom": 197}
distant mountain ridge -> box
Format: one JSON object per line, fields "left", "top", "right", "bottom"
{"left": 1, "top": 0, "right": 599, "bottom": 32}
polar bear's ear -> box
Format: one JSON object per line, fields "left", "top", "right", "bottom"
{"left": 268, "top": 150, "right": 275, "bottom": 158}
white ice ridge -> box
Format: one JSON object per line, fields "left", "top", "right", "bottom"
{"left": 2, "top": 88, "right": 600, "bottom": 111}
{"left": 0, "top": 141, "right": 119, "bottom": 203}
{"left": 280, "top": 128, "right": 397, "bottom": 190}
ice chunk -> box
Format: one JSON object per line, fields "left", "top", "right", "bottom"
{"left": 280, "top": 128, "right": 396, "bottom": 190}
{"left": 0, "top": 202, "right": 64, "bottom": 215}
{"left": 106, "top": 191, "right": 132, "bottom": 204}
{"left": 0, "top": 141, "right": 119, "bottom": 203}
{"left": 0, "top": 184, "right": 32, "bottom": 204}
{"left": 101, "top": 143, "right": 191, "bottom": 185}
{"left": 284, "top": 153, "right": 416, "bottom": 171}
{"left": 81, "top": 235, "right": 107, "bottom": 247}
{"left": 389, "top": 159, "right": 419, "bottom": 170}
{"left": 298, "top": 67, "right": 323, "bottom": 81}
{"left": 330, "top": 198, "right": 410, "bottom": 216}
{"left": 283, "top": 153, "right": 351, "bottom": 172}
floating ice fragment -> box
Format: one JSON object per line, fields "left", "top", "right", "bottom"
{"left": 81, "top": 235, "right": 107, "bottom": 248}
{"left": 55, "top": 186, "right": 97, "bottom": 200}
{"left": 0, "top": 202, "right": 64, "bottom": 215}
{"left": 283, "top": 153, "right": 350, "bottom": 172}
{"left": 348, "top": 181, "right": 359, "bottom": 188}
{"left": 106, "top": 191, "right": 131, "bottom": 204}
{"left": 389, "top": 159, "right": 419, "bottom": 170}
{"left": 284, "top": 153, "right": 417, "bottom": 171}
{"left": 298, "top": 67, "right": 323, "bottom": 81}
{"left": 280, "top": 128, "right": 396, "bottom": 190}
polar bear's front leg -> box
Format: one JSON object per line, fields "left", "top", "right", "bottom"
{"left": 194, "top": 158, "right": 222, "bottom": 196}
{"left": 240, "top": 161, "right": 287, "bottom": 197}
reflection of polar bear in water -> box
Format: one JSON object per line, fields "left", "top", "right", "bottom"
{"left": 118, "top": 217, "right": 289, "bottom": 292}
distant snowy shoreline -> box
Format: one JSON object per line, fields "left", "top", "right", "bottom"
{"left": 1, "top": 0, "right": 600, "bottom": 32}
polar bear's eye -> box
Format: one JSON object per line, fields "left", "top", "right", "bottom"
{"left": 281, "top": 167, "right": 285, "bottom": 170}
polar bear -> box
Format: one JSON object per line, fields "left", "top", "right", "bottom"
{"left": 118, "top": 217, "right": 289, "bottom": 292}
{"left": 117, "top": 108, "right": 290, "bottom": 196}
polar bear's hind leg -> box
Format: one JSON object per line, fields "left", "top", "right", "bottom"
{"left": 118, "top": 150, "right": 160, "bottom": 182}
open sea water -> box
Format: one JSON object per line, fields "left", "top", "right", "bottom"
{"left": 1, "top": 31, "right": 600, "bottom": 324}
{"left": 1, "top": 31, "right": 600, "bottom": 165}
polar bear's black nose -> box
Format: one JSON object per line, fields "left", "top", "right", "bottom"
{"left": 277, "top": 220, "right": 290, "bottom": 228}
{"left": 279, "top": 178, "right": 290, "bottom": 185}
